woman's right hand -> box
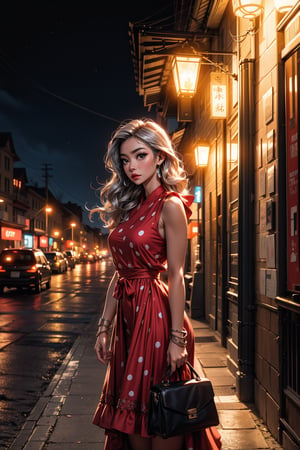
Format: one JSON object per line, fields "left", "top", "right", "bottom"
{"left": 94, "top": 329, "right": 112, "bottom": 364}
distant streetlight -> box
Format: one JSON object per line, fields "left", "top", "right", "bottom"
{"left": 45, "top": 206, "right": 53, "bottom": 250}
{"left": 70, "top": 222, "right": 76, "bottom": 247}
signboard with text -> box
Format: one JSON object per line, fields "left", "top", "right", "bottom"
{"left": 1, "top": 227, "right": 22, "bottom": 241}
{"left": 39, "top": 236, "right": 48, "bottom": 248}
{"left": 210, "top": 72, "right": 227, "bottom": 119}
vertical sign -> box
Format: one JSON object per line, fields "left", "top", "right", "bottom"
{"left": 286, "top": 50, "right": 299, "bottom": 291}
{"left": 210, "top": 72, "right": 227, "bottom": 119}
{"left": 194, "top": 186, "right": 202, "bottom": 203}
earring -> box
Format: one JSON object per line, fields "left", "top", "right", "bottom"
{"left": 157, "top": 165, "right": 161, "bottom": 179}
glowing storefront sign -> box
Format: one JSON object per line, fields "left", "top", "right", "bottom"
{"left": 188, "top": 221, "right": 199, "bottom": 239}
{"left": 1, "top": 227, "right": 22, "bottom": 241}
{"left": 194, "top": 186, "right": 202, "bottom": 203}
{"left": 24, "top": 234, "right": 33, "bottom": 248}
{"left": 40, "top": 236, "right": 48, "bottom": 248}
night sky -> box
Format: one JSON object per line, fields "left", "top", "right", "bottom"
{"left": 0, "top": 1, "right": 174, "bottom": 224}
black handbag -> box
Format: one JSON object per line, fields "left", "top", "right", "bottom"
{"left": 147, "top": 362, "right": 219, "bottom": 438}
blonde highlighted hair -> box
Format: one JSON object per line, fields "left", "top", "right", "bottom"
{"left": 90, "top": 119, "right": 188, "bottom": 229}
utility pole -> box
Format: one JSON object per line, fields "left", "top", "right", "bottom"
{"left": 41, "top": 163, "right": 53, "bottom": 205}
{"left": 41, "top": 164, "right": 53, "bottom": 250}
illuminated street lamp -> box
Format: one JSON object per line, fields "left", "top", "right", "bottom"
{"left": 71, "top": 222, "right": 76, "bottom": 239}
{"left": 194, "top": 144, "right": 210, "bottom": 265}
{"left": 172, "top": 54, "right": 201, "bottom": 122}
{"left": 70, "top": 222, "right": 76, "bottom": 248}
{"left": 190, "top": 144, "right": 210, "bottom": 319}
{"left": 45, "top": 206, "right": 52, "bottom": 250}
{"left": 232, "top": 0, "right": 263, "bottom": 19}
{"left": 194, "top": 144, "right": 210, "bottom": 167}
{"left": 274, "top": 0, "right": 297, "bottom": 13}
{"left": 172, "top": 55, "right": 201, "bottom": 97}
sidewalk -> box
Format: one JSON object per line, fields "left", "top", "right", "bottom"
{"left": 9, "top": 317, "right": 283, "bottom": 450}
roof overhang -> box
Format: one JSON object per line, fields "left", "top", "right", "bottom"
{"left": 129, "top": 26, "right": 214, "bottom": 109}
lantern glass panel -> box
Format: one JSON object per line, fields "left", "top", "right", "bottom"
{"left": 172, "top": 56, "right": 201, "bottom": 96}
{"left": 194, "top": 145, "right": 210, "bottom": 167}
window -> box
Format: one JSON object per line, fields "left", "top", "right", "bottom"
{"left": 4, "top": 156, "right": 10, "bottom": 171}
{"left": 4, "top": 178, "right": 10, "bottom": 193}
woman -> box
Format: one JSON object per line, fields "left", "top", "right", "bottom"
{"left": 92, "top": 119, "right": 221, "bottom": 450}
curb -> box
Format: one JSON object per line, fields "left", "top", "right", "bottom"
{"left": 9, "top": 333, "right": 86, "bottom": 450}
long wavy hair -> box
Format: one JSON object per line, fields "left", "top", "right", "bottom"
{"left": 90, "top": 119, "right": 188, "bottom": 229}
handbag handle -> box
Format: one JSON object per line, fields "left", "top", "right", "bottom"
{"left": 162, "top": 361, "right": 201, "bottom": 384}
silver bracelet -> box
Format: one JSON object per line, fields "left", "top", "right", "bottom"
{"left": 98, "top": 317, "right": 111, "bottom": 327}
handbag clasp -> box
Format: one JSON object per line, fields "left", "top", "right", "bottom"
{"left": 187, "top": 408, "right": 197, "bottom": 420}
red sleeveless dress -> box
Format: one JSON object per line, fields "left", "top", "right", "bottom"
{"left": 93, "top": 185, "right": 221, "bottom": 449}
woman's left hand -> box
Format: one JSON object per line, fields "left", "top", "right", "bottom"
{"left": 167, "top": 341, "right": 188, "bottom": 374}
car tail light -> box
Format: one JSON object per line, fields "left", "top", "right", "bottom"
{"left": 27, "top": 265, "right": 37, "bottom": 273}
{"left": 0, "top": 265, "right": 5, "bottom": 272}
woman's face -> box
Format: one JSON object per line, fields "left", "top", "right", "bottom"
{"left": 120, "top": 136, "right": 162, "bottom": 189}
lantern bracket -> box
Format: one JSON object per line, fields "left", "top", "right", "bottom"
{"left": 146, "top": 40, "right": 238, "bottom": 81}
{"left": 201, "top": 54, "right": 238, "bottom": 81}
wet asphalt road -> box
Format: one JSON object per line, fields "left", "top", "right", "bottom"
{"left": 0, "top": 258, "right": 114, "bottom": 449}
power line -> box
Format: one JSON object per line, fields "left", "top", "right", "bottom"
{"left": 36, "top": 85, "right": 121, "bottom": 123}
{"left": 0, "top": 46, "right": 122, "bottom": 124}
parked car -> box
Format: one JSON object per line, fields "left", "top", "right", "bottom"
{"left": 79, "top": 252, "right": 89, "bottom": 264}
{"left": 79, "top": 252, "right": 96, "bottom": 264}
{"left": 63, "top": 250, "right": 76, "bottom": 269}
{"left": 0, "top": 248, "right": 52, "bottom": 294}
{"left": 44, "top": 251, "right": 67, "bottom": 274}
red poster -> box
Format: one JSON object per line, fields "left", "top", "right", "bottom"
{"left": 286, "top": 51, "right": 299, "bottom": 291}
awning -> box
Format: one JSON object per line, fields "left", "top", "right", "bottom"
{"left": 129, "top": 26, "right": 188, "bottom": 108}
{"left": 128, "top": 0, "right": 216, "bottom": 109}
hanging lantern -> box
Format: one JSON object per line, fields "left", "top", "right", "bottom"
{"left": 274, "top": 0, "right": 297, "bottom": 13}
{"left": 172, "top": 56, "right": 201, "bottom": 97}
{"left": 232, "top": 0, "right": 264, "bottom": 19}
{"left": 194, "top": 144, "right": 210, "bottom": 167}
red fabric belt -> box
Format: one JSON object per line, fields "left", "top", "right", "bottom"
{"left": 113, "top": 269, "right": 159, "bottom": 300}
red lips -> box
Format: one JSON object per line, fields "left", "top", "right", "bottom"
{"left": 131, "top": 174, "right": 140, "bottom": 180}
